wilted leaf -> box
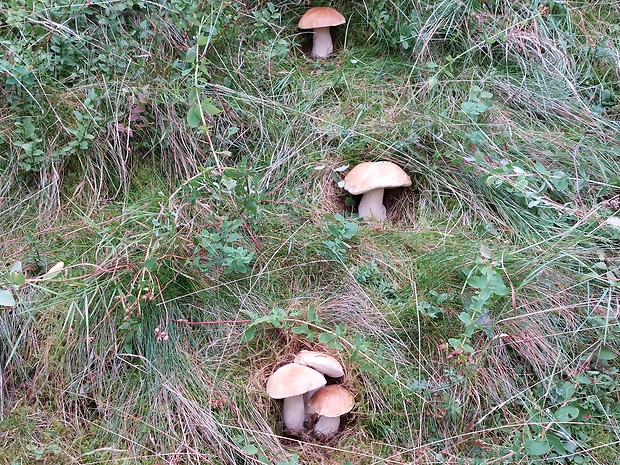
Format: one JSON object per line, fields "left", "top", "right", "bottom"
{"left": 43, "top": 261, "right": 64, "bottom": 279}
{"left": 10, "top": 261, "right": 22, "bottom": 274}
{"left": 480, "top": 244, "right": 494, "bottom": 259}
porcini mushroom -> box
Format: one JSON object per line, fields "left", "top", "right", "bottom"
{"left": 308, "top": 384, "right": 354, "bottom": 437}
{"left": 298, "top": 7, "right": 346, "bottom": 58}
{"left": 294, "top": 350, "right": 344, "bottom": 378}
{"left": 343, "top": 161, "right": 412, "bottom": 221}
{"left": 266, "top": 363, "right": 326, "bottom": 431}
{"left": 294, "top": 350, "right": 346, "bottom": 414}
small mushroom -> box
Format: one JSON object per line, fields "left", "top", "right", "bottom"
{"left": 294, "top": 350, "right": 345, "bottom": 378}
{"left": 298, "top": 7, "right": 346, "bottom": 58}
{"left": 308, "top": 384, "right": 354, "bottom": 437}
{"left": 294, "top": 350, "right": 346, "bottom": 414}
{"left": 343, "top": 161, "right": 412, "bottom": 221}
{"left": 266, "top": 363, "right": 326, "bottom": 432}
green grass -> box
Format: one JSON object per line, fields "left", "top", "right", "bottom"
{"left": 1, "top": 0, "right": 620, "bottom": 463}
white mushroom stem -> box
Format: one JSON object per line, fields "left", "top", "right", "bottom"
{"left": 282, "top": 395, "right": 306, "bottom": 431}
{"left": 357, "top": 188, "right": 387, "bottom": 220}
{"left": 312, "top": 27, "right": 334, "bottom": 57}
{"left": 303, "top": 388, "right": 320, "bottom": 415}
{"left": 314, "top": 415, "right": 341, "bottom": 436}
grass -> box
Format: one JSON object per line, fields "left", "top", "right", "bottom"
{"left": 1, "top": 0, "right": 620, "bottom": 463}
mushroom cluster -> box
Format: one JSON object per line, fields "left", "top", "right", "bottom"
{"left": 266, "top": 350, "right": 354, "bottom": 438}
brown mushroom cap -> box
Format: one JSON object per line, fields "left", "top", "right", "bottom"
{"left": 343, "top": 161, "right": 411, "bottom": 195}
{"left": 298, "top": 7, "right": 345, "bottom": 29}
{"left": 308, "top": 384, "right": 354, "bottom": 417}
{"left": 294, "top": 350, "right": 345, "bottom": 378}
{"left": 266, "top": 363, "right": 326, "bottom": 399}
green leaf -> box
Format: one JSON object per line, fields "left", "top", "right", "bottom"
{"left": 534, "top": 161, "right": 550, "bottom": 176}
{"left": 547, "top": 434, "right": 567, "bottom": 455}
{"left": 10, "top": 270, "right": 26, "bottom": 286}
{"left": 8, "top": 261, "right": 25, "bottom": 285}
{"left": 560, "top": 381, "right": 576, "bottom": 400}
{"left": 489, "top": 277, "right": 510, "bottom": 296}
{"left": 241, "top": 326, "right": 257, "bottom": 343}
{"left": 0, "top": 289, "right": 16, "bottom": 307}
{"left": 242, "top": 445, "right": 259, "bottom": 455}
{"left": 359, "top": 363, "right": 374, "bottom": 372}
{"left": 595, "top": 346, "right": 617, "bottom": 360}
{"left": 462, "top": 343, "right": 475, "bottom": 354}
{"left": 467, "top": 275, "right": 488, "bottom": 289}
{"left": 202, "top": 99, "right": 221, "bottom": 116}
{"left": 525, "top": 439, "right": 550, "bottom": 456}
{"left": 187, "top": 106, "right": 202, "bottom": 128}
{"left": 458, "top": 312, "right": 474, "bottom": 324}
{"left": 144, "top": 257, "right": 158, "bottom": 271}
{"left": 551, "top": 170, "right": 569, "bottom": 191}
{"left": 327, "top": 224, "right": 340, "bottom": 237}
{"left": 196, "top": 34, "right": 210, "bottom": 46}
{"left": 554, "top": 405, "right": 579, "bottom": 422}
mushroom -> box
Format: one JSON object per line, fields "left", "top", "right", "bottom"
{"left": 266, "top": 363, "right": 326, "bottom": 431}
{"left": 343, "top": 161, "right": 412, "bottom": 221}
{"left": 294, "top": 350, "right": 345, "bottom": 414}
{"left": 298, "top": 7, "right": 346, "bottom": 58}
{"left": 308, "top": 384, "right": 354, "bottom": 437}
{"left": 294, "top": 350, "right": 345, "bottom": 378}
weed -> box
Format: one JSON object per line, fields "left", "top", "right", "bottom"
{"left": 319, "top": 213, "right": 359, "bottom": 262}
{"left": 449, "top": 244, "right": 510, "bottom": 355}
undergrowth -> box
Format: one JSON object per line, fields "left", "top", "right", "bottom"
{"left": 1, "top": 0, "right": 619, "bottom": 464}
